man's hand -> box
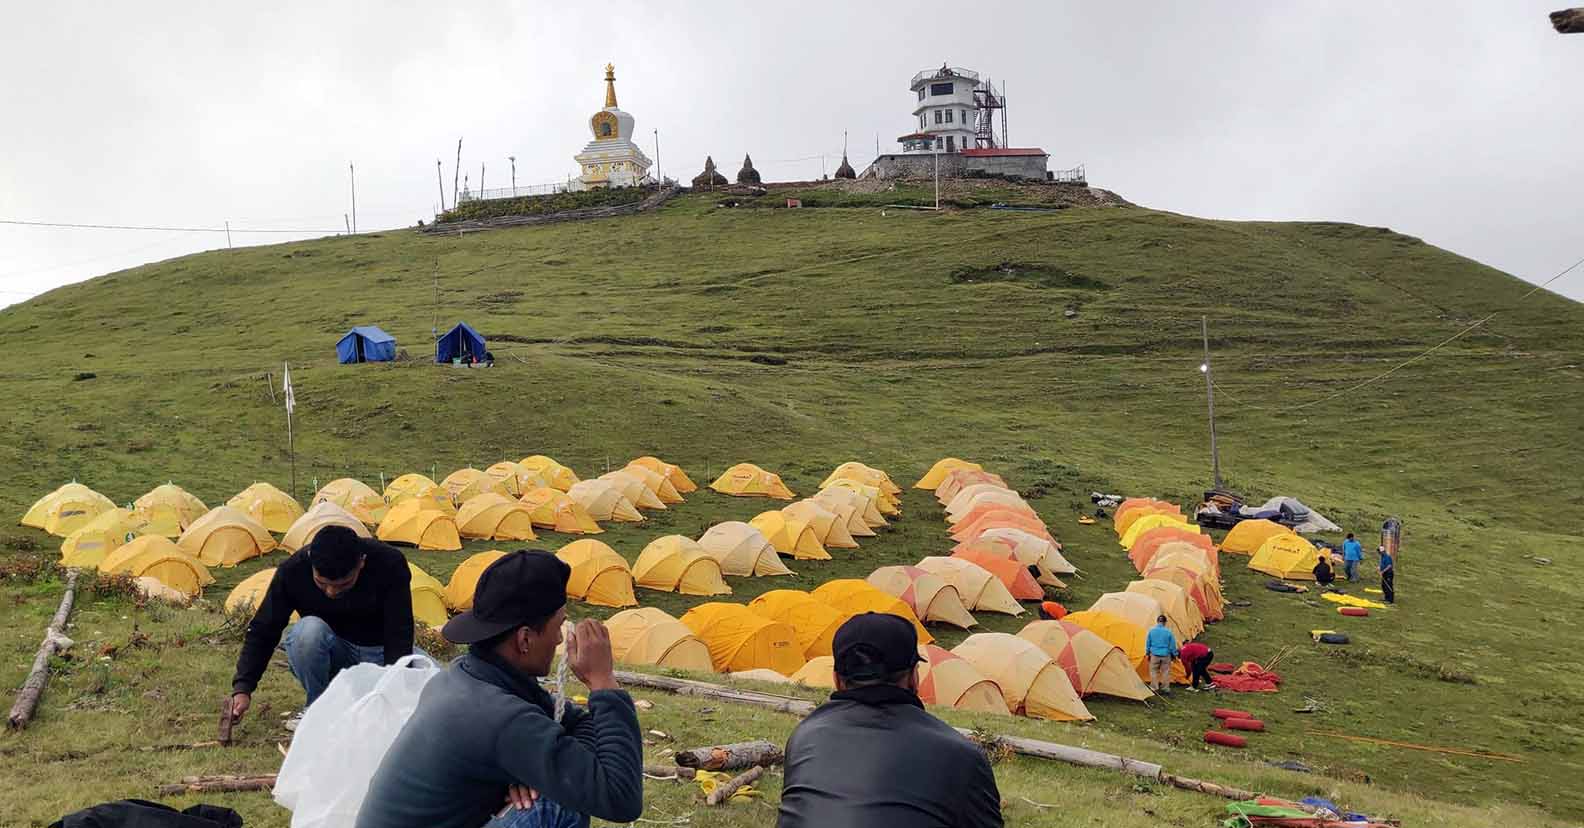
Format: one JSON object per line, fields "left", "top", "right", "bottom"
{"left": 230, "top": 692, "right": 251, "bottom": 722}
{"left": 566, "top": 618, "right": 617, "bottom": 692}
{"left": 505, "top": 784, "right": 539, "bottom": 812}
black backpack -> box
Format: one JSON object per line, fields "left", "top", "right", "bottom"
{"left": 51, "top": 800, "right": 243, "bottom": 828}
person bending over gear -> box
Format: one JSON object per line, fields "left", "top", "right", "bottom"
{"left": 1179, "top": 640, "right": 1214, "bottom": 691}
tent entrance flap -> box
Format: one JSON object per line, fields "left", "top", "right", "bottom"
{"left": 435, "top": 322, "right": 486, "bottom": 364}
{"left": 337, "top": 325, "right": 396, "bottom": 364}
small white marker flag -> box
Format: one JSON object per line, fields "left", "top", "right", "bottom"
{"left": 283, "top": 362, "right": 296, "bottom": 416}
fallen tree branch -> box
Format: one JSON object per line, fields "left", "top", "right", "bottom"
{"left": 1160, "top": 773, "right": 1256, "bottom": 800}
{"left": 705, "top": 765, "right": 764, "bottom": 806}
{"left": 675, "top": 740, "right": 783, "bottom": 771}
{"left": 643, "top": 765, "right": 698, "bottom": 780}
{"left": 7, "top": 569, "right": 80, "bottom": 730}
{"left": 156, "top": 774, "right": 277, "bottom": 795}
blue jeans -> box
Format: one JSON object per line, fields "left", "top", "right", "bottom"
{"left": 1344, "top": 559, "right": 1359, "bottom": 582}
{"left": 281, "top": 616, "right": 387, "bottom": 707}
{"left": 484, "top": 798, "right": 584, "bottom": 828}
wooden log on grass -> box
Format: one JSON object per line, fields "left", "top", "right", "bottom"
{"left": 156, "top": 774, "right": 277, "bottom": 795}
{"left": 675, "top": 739, "right": 783, "bottom": 771}
{"left": 1553, "top": 8, "right": 1584, "bottom": 33}
{"left": 643, "top": 764, "right": 698, "bottom": 780}
{"left": 705, "top": 765, "right": 765, "bottom": 806}
{"left": 7, "top": 569, "right": 80, "bottom": 730}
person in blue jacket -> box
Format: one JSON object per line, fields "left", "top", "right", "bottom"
{"left": 1342, "top": 533, "right": 1364, "bottom": 582}
{"left": 1145, "top": 615, "right": 1179, "bottom": 695}
{"left": 1379, "top": 546, "right": 1396, "bottom": 604}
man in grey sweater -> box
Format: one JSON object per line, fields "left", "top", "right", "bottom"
{"left": 356, "top": 550, "right": 643, "bottom": 828}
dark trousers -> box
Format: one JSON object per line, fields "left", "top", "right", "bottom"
{"left": 1381, "top": 570, "right": 1395, "bottom": 603}
{"left": 1190, "top": 651, "right": 1214, "bottom": 688}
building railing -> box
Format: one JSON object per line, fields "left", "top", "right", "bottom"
{"left": 911, "top": 66, "right": 980, "bottom": 87}
{"left": 457, "top": 182, "right": 575, "bottom": 203}
{"left": 1050, "top": 165, "right": 1086, "bottom": 184}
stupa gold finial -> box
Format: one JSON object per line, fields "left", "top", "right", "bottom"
{"left": 604, "top": 63, "right": 617, "bottom": 108}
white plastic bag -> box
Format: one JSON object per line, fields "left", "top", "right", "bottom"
{"left": 273, "top": 653, "right": 441, "bottom": 828}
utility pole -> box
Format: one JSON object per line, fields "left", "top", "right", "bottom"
{"left": 480, "top": 162, "right": 485, "bottom": 198}
{"left": 509, "top": 156, "right": 517, "bottom": 196}
{"left": 344, "top": 214, "right": 351, "bottom": 234}
{"left": 349, "top": 162, "right": 357, "bottom": 234}
{"left": 933, "top": 142, "right": 941, "bottom": 210}
{"left": 652, "top": 129, "right": 661, "bottom": 184}
{"left": 225, "top": 221, "right": 231, "bottom": 249}
{"left": 436, "top": 160, "right": 445, "bottom": 210}
{"left": 453, "top": 138, "right": 463, "bottom": 211}
{"left": 1201, "top": 316, "right": 1223, "bottom": 489}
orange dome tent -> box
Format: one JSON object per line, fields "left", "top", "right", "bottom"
{"left": 916, "top": 644, "right": 1010, "bottom": 714}
{"left": 376, "top": 499, "right": 463, "bottom": 551}
{"left": 950, "top": 507, "right": 1053, "bottom": 543}
{"left": 810, "top": 579, "right": 932, "bottom": 644}
{"left": 556, "top": 540, "right": 638, "bottom": 608}
{"left": 867, "top": 566, "right": 977, "bottom": 629}
{"left": 1017, "top": 620, "right": 1153, "bottom": 701}
{"left": 696, "top": 522, "right": 793, "bottom": 577}
{"left": 951, "top": 633, "right": 1093, "bottom": 721}
{"left": 710, "top": 463, "right": 794, "bottom": 500}
{"left": 914, "top": 458, "right": 983, "bottom": 490}
{"left": 455, "top": 493, "right": 539, "bottom": 541}
{"left": 950, "top": 543, "right": 1045, "bottom": 601}
{"left": 178, "top": 505, "right": 278, "bottom": 566}
{"left": 443, "top": 550, "right": 509, "bottom": 610}
{"left": 133, "top": 484, "right": 209, "bottom": 537}
{"left": 311, "top": 478, "right": 387, "bottom": 526}
{"left": 749, "top": 511, "right": 830, "bottom": 560}
{"left": 914, "top": 557, "right": 1024, "bottom": 615}
{"left": 748, "top": 590, "right": 853, "bottom": 658}
{"left": 281, "top": 501, "right": 372, "bottom": 552}
{"left": 680, "top": 603, "right": 804, "bottom": 675}
{"left": 227, "top": 482, "right": 303, "bottom": 534}
{"left": 606, "top": 608, "right": 714, "bottom": 672}
{"left": 633, "top": 536, "right": 731, "bottom": 596}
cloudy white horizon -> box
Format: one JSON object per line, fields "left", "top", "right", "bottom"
{"left": 2, "top": 1, "right": 1580, "bottom": 310}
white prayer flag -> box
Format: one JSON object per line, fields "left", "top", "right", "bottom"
{"left": 283, "top": 362, "right": 296, "bottom": 416}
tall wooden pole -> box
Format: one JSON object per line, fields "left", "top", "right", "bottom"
{"left": 453, "top": 138, "right": 463, "bottom": 211}
{"left": 436, "top": 160, "right": 446, "bottom": 211}
{"left": 1201, "top": 316, "right": 1223, "bottom": 489}
{"left": 349, "top": 162, "right": 357, "bottom": 233}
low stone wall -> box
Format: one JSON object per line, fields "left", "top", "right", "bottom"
{"left": 424, "top": 186, "right": 679, "bottom": 234}
{"left": 868, "top": 153, "right": 1050, "bottom": 182}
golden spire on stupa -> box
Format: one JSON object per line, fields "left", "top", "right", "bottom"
{"left": 604, "top": 63, "right": 618, "bottom": 108}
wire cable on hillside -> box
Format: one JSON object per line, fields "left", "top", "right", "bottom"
{"left": 0, "top": 219, "right": 341, "bottom": 234}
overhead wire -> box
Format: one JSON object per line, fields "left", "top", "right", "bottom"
{"left": 0, "top": 219, "right": 342, "bottom": 234}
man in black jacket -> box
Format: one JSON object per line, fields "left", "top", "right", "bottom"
{"left": 777, "top": 613, "right": 1003, "bottom": 828}
{"left": 356, "top": 550, "right": 643, "bottom": 828}
{"left": 229, "top": 526, "right": 413, "bottom": 724}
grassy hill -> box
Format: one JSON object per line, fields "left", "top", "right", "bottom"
{"left": 2, "top": 189, "right": 1581, "bottom": 826}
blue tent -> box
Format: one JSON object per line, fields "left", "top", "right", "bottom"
{"left": 436, "top": 321, "right": 487, "bottom": 364}
{"left": 336, "top": 326, "right": 397, "bottom": 364}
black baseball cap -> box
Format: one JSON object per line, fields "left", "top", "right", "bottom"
{"left": 832, "top": 613, "right": 924, "bottom": 681}
{"left": 442, "top": 550, "right": 571, "bottom": 644}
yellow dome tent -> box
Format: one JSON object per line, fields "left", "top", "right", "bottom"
{"left": 867, "top": 566, "right": 977, "bottom": 629}
{"left": 22, "top": 482, "right": 117, "bottom": 537}
{"left": 1126, "top": 579, "right": 1204, "bottom": 639}
{"left": 914, "top": 557, "right": 1024, "bottom": 615}
{"left": 1017, "top": 620, "right": 1153, "bottom": 701}
{"left": 1249, "top": 533, "right": 1323, "bottom": 580}
{"left": 556, "top": 540, "right": 638, "bottom": 608}
{"left": 781, "top": 500, "right": 859, "bottom": 549}
{"left": 605, "top": 608, "right": 714, "bottom": 672}
{"left": 225, "top": 567, "right": 281, "bottom": 615}
{"left": 917, "top": 644, "right": 1010, "bottom": 715}
{"left": 60, "top": 508, "right": 149, "bottom": 568}
{"left": 618, "top": 463, "right": 684, "bottom": 505}
{"left": 1064, "top": 609, "right": 1187, "bottom": 685}
{"left": 826, "top": 479, "right": 899, "bottom": 516}
{"left": 1115, "top": 502, "right": 1183, "bottom": 538}
{"left": 748, "top": 590, "right": 853, "bottom": 658}
{"left": 790, "top": 656, "right": 837, "bottom": 689}
{"left": 455, "top": 493, "right": 539, "bottom": 541}
{"left": 281, "top": 501, "right": 372, "bottom": 553}
{"left": 749, "top": 511, "right": 830, "bottom": 561}
{"left": 178, "top": 505, "right": 278, "bottom": 566}
{"left": 99, "top": 536, "right": 213, "bottom": 597}
{"left": 628, "top": 456, "right": 698, "bottom": 493}
{"left": 950, "top": 633, "right": 1093, "bottom": 721}
{"left": 443, "top": 550, "right": 509, "bottom": 610}
{"left": 1089, "top": 591, "right": 1176, "bottom": 638}
{"left": 1224, "top": 518, "right": 1297, "bottom": 556}
{"left": 821, "top": 462, "right": 901, "bottom": 496}
{"left": 598, "top": 471, "right": 666, "bottom": 510}
{"left": 376, "top": 500, "right": 463, "bottom": 551}
{"left": 812, "top": 487, "right": 885, "bottom": 531}
{"left": 566, "top": 480, "right": 644, "bottom": 523}
{"left": 310, "top": 478, "right": 387, "bottom": 526}
{"left": 709, "top": 463, "right": 795, "bottom": 500}
{"left": 633, "top": 536, "right": 731, "bottom": 596}
{"left": 1120, "top": 514, "right": 1197, "bottom": 550}
{"left": 407, "top": 562, "right": 449, "bottom": 627}
{"left": 810, "top": 579, "right": 932, "bottom": 644}
{"left": 519, "top": 455, "right": 581, "bottom": 492}
{"left": 383, "top": 473, "right": 456, "bottom": 515}
{"left": 133, "top": 484, "right": 209, "bottom": 537}
{"left": 519, "top": 487, "right": 602, "bottom": 534}
{"left": 731, "top": 668, "right": 792, "bottom": 684}
{"left": 441, "top": 467, "right": 512, "bottom": 507}
{"left": 696, "top": 522, "right": 793, "bottom": 577}
{"left": 484, "top": 461, "right": 550, "bottom": 498}
{"left": 680, "top": 603, "right": 804, "bottom": 675}
{"left": 227, "top": 482, "right": 303, "bottom": 535}
{"left": 914, "top": 458, "right": 984, "bottom": 490}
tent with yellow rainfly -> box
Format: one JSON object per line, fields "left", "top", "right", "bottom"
{"left": 812, "top": 487, "right": 885, "bottom": 531}
{"left": 227, "top": 482, "right": 304, "bottom": 534}
{"left": 710, "top": 463, "right": 795, "bottom": 500}
{"left": 225, "top": 568, "right": 280, "bottom": 615}
{"left": 606, "top": 608, "right": 715, "bottom": 672}
{"left": 484, "top": 462, "right": 551, "bottom": 498}
{"left": 680, "top": 603, "right": 804, "bottom": 675}
{"left": 1222, "top": 518, "right": 1294, "bottom": 555}
{"left": 811, "top": 579, "right": 933, "bottom": 644}
{"left": 1126, "top": 579, "right": 1204, "bottom": 639}
{"left": 1017, "top": 620, "right": 1153, "bottom": 701}
{"left": 376, "top": 499, "right": 462, "bottom": 551}
{"left": 454, "top": 493, "right": 538, "bottom": 541}
{"left": 383, "top": 473, "right": 455, "bottom": 515}
{"left": 407, "top": 562, "right": 450, "bottom": 627}
{"left": 790, "top": 656, "right": 837, "bottom": 688}
{"left": 781, "top": 500, "right": 860, "bottom": 549}
{"left": 747, "top": 590, "right": 852, "bottom": 658}
{"left": 281, "top": 501, "right": 372, "bottom": 553}
{"left": 310, "top": 478, "right": 387, "bottom": 526}
{"left": 99, "top": 536, "right": 213, "bottom": 597}
{"left": 441, "top": 467, "right": 512, "bottom": 507}
{"left": 633, "top": 535, "right": 731, "bottom": 596}
{"left": 696, "top": 522, "right": 793, "bottom": 577}
{"left": 868, "top": 566, "right": 977, "bottom": 629}
{"left": 60, "top": 508, "right": 149, "bottom": 568}
{"left": 133, "top": 484, "right": 209, "bottom": 537}
{"left": 519, "top": 455, "right": 580, "bottom": 491}
{"left": 618, "top": 463, "right": 684, "bottom": 505}
{"left": 749, "top": 511, "right": 829, "bottom": 560}
{"left": 914, "top": 557, "right": 1024, "bottom": 615}
{"left": 628, "top": 456, "right": 698, "bottom": 494}
{"left": 556, "top": 540, "right": 638, "bottom": 608}
{"left": 1114, "top": 501, "right": 1183, "bottom": 538}
{"left": 821, "top": 462, "right": 901, "bottom": 496}
{"left": 951, "top": 633, "right": 1093, "bottom": 721}
{"left": 566, "top": 480, "right": 644, "bottom": 523}
{"left": 1064, "top": 609, "right": 1188, "bottom": 685}
{"left": 178, "top": 505, "right": 278, "bottom": 566}
{"left": 914, "top": 458, "right": 984, "bottom": 490}
{"left": 443, "top": 550, "right": 509, "bottom": 610}
{"left": 827, "top": 478, "right": 900, "bottom": 516}
{"left": 1248, "top": 532, "right": 1324, "bottom": 580}
{"left": 598, "top": 471, "right": 667, "bottom": 510}
{"left": 22, "top": 482, "right": 117, "bottom": 537}
{"left": 917, "top": 644, "right": 1010, "bottom": 714}
{"left": 519, "top": 487, "right": 602, "bottom": 534}
{"left": 1119, "top": 513, "right": 1197, "bottom": 550}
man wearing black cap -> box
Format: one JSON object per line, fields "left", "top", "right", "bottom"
{"left": 777, "top": 613, "right": 1003, "bottom": 828}
{"left": 356, "top": 550, "right": 643, "bottom": 828}
{"left": 228, "top": 525, "right": 413, "bottom": 725}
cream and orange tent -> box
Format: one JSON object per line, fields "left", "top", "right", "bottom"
{"left": 178, "top": 505, "right": 278, "bottom": 566}
{"left": 225, "top": 567, "right": 279, "bottom": 615}
{"left": 1129, "top": 527, "right": 1219, "bottom": 574}
{"left": 944, "top": 484, "right": 1024, "bottom": 521}
{"left": 946, "top": 492, "right": 1039, "bottom": 528}
{"left": 618, "top": 463, "right": 684, "bottom": 505}
{"left": 383, "top": 473, "right": 456, "bottom": 515}
{"left": 281, "top": 501, "right": 372, "bottom": 552}
{"left": 749, "top": 511, "right": 829, "bottom": 561}
{"left": 441, "top": 468, "right": 512, "bottom": 507}
{"left": 936, "top": 470, "right": 1008, "bottom": 506}
{"left": 790, "top": 656, "right": 837, "bottom": 689}
{"left": 810, "top": 579, "right": 932, "bottom": 644}
{"left": 566, "top": 480, "right": 643, "bottom": 523}
{"left": 867, "top": 566, "right": 977, "bottom": 629}
{"left": 1016, "top": 620, "right": 1153, "bottom": 701}
{"left": 60, "top": 508, "right": 148, "bottom": 568}
{"left": 1151, "top": 543, "right": 1220, "bottom": 580}
{"left": 914, "top": 458, "right": 983, "bottom": 490}
{"left": 519, "top": 487, "right": 602, "bottom": 534}
{"left": 443, "top": 550, "right": 509, "bottom": 610}
{"left": 1223, "top": 518, "right": 1296, "bottom": 555}
{"left": 633, "top": 535, "right": 730, "bottom": 596}
{"left": 518, "top": 456, "right": 580, "bottom": 492}
{"left": 455, "top": 493, "right": 539, "bottom": 541}
{"left": 556, "top": 540, "right": 638, "bottom": 608}
{"left": 1249, "top": 533, "right": 1323, "bottom": 580}
{"left": 916, "top": 644, "right": 1010, "bottom": 714}
{"left": 747, "top": 589, "right": 852, "bottom": 658}
{"left": 628, "top": 456, "right": 698, "bottom": 493}
{"left": 99, "top": 536, "right": 213, "bottom": 597}
{"left": 966, "top": 527, "right": 1076, "bottom": 575}
{"left": 812, "top": 486, "right": 885, "bottom": 531}
{"left": 23, "top": 483, "right": 117, "bottom": 537}
{"left": 606, "top": 607, "right": 715, "bottom": 672}
{"left": 376, "top": 499, "right": 463, "bottom": 551}
{"left": 915, "top": 557, "right": 1024, "bottom": 615}
{"left": 1119, "top": 514, "right": 1196, "bottom": 550}
{"left": 680, "top": 603, "right": 804, "bottom": 675}
{"left": 484, "top": 461, "right": 551, "bottom": 498}
{"left": 781, "top": 500, "right": 859, "bottom": 549}
{"left": 696, "top": 522, "right": 793, "bottom": 577}
{"left": 950, "top": 508, "right": 1053, "bottom": 544}
{"left": 227, "top": 483, "right": 303, "bottom": 535}
{"left": 821, "top": 462, "right": 901, "bottom": 495}
{"left": 710, "top": 463, "right": 795, "bottom": 500}
{"left": 133, "top": 484, "right": 209, "bottom": 537}
{"left": 1065, "top": 609, "right": 1187, "bottom": 685}
{"left": 598, "top": 471, "right": 667, "bottom": 510}
{"left": 407, "top": 562, "right": 450, "bottom": 627}
{"left": 951, "top": 544, "right": 1045, "bottom": 601}
{"left": 950, "top": 633, "right": 1093, "bottom": 721}
{"left": 826, "top": 479, "right": 899, "bottom": 516}
{"left": 1089, "top": 591, "right": 1182, "bottom": 640}
{"left": 310, "top": 478, "right": 387, "bottom": 526}
{"left": 810, "top": 495, "right": 874, "bottom": 538}
{"left": 1143, "top": 561, "right": 1224, "bottom": 621}
{"left": 1127, "top": 579, "right": 1204, "bottom": 639}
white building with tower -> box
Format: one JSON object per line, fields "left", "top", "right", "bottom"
{"left": 900, "top": 65, "right": 983, "bottom": 154}
{"left": 571, "top": 63, "right": 652, "bottom": 190}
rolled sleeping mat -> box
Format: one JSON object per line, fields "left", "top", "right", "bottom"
{"left": 1204, "top": 730, "right": 1247, "bottom": 748}
{"left": 1211, "top": 708, "right": 1252, "bottom": 720}
{"left": 1224, "top": 717, "right": 1265, "bottom": 732}
{"left": 1338, "top": 607, "right": 1369, "bottom": 617}
{"left": 1317, "top": 632, "right": 1350, "bottom": 645}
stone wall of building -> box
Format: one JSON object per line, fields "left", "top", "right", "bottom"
{"left": 868, "top": 153, "right": 1048, "bottom": 182}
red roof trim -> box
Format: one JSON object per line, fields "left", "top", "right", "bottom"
{"left": 960, "top": 148, "right": 1048, "bottom": 157}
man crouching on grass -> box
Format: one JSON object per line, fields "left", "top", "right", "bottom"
{"left": 356, "top": 550, "right": 643, "bottom": 828}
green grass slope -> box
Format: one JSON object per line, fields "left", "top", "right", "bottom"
{"left": 1, "top": 194, "right": 1581, "bottom": 826}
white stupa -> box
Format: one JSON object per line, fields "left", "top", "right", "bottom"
{"left": 572, "top": 64, "right": 652, "bottom": 190}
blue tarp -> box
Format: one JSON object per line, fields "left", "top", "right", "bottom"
{"left": 435, "top": 321, "right": 486, "bottom": 364}
{"left": 336, "top": 325, "right": 397, "bottom": 364}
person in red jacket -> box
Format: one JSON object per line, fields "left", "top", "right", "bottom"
{"left": 1179, "top": 641, "right": 1213, "bottom": 691}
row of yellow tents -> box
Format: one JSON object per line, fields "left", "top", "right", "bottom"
{"left": 1103, "top": 497, "right": 1222, "bottom": 685}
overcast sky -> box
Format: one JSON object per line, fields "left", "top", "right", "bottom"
{"left": 2, "top": 1, "right": 1580, "bottom": 308}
